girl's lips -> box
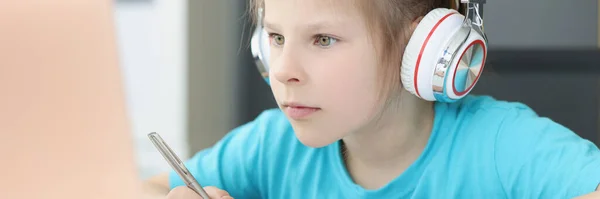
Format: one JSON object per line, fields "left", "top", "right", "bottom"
{"left": 282, "top": 103, "right": 321, "bottom": 119}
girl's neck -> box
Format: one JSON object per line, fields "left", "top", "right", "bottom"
{"left": 341, "top": 90, "right": 435, "bottom": 189}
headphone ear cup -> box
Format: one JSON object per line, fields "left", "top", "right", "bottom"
{"left": 444, "top": 30, "right": 487, "bottom": 100}
{"left": 251, "top": 27, "right": 271, "bottom": 85}
{"left": 401, "top": 8, "right": 464, "bottom": 101}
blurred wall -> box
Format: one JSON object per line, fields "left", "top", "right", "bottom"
{"left": 114, "top": 0, "right": 188, "bottom": 179}
{"left": 186, "top": 0, "right": 242, "bottom": 154}
{"left": 485, "top": 0, "right": 598, "bottom": 48}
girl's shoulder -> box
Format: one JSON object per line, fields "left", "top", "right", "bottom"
{"left": 437, "top": 95, "right": 600, "bottom": 198}
{"left": 444, "top": 94, "right": 551, "bottom": 132}
{"left": 443, "top": 94, "right": 577, "bottom": 147}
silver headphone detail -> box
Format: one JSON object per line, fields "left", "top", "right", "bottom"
{"left": 250, "top": 8, "right": 271, "bottom": 84}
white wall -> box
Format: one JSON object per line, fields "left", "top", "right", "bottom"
{"left": 113, "top": 0, "right": 188, "bottom": 179}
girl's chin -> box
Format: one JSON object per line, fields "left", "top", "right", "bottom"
{"left": 293, "top": 130, "right": 341, "bottom": 148}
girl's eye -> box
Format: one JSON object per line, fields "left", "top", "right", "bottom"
{"left": 315, "top": 35, "right": 337, "bottom": 47}
{"left": 269, "top": 34, "right": 285, "bottom": 46}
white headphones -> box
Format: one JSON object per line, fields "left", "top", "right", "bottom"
{"left": 251, "top": 0, "right": 488, "bottom": 103}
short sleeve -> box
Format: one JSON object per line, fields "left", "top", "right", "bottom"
{"left": 494, "top": 107, "right": 600, "bottom": 198}
{"left": 168, "top": 111, "right": 272, "bottom": 198}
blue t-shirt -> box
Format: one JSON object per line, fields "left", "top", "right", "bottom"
{"left": 169, "top": 95, "right": 600, "bottom": 198}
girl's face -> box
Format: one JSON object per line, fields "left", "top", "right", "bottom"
{"left": 265, "top": 0, "right": 384, "bottom": 148}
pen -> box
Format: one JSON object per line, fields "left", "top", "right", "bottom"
{"left": 148, "top": 132, "right": 211, "bottom": 199}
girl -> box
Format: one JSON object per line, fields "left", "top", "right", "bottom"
{"left": 143, "top": 0, "right": 600, "bottom": 198}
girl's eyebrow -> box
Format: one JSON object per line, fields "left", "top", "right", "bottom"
{"left": 263, "top": 19, "right": 280, "bottom": 32}
{"left": 304, "top": 21, "right": 338, "bottom": 32}
{"left": 264, "top": 19, "right": 342, "bottom": 33}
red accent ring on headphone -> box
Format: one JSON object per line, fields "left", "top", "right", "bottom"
{"left": 413, "top": 12, "right": 458, "bottom": 98}
{"left": 451, "top": 39, "right": 486, "bottom": 97}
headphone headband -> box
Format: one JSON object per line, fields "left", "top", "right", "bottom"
{"left": 462, "top": 0, "right": 487, "bottom": 41}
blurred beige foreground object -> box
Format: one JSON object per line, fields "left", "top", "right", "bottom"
{"left": 0, "top": 1, "right": 141, "bottom": 199}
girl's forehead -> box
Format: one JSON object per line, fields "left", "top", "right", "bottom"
{"left": 263, "top": 0, "right": 363, "bottom": 27}
{"left": 263, "top": 0, "right": 360, "bottom": 18}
